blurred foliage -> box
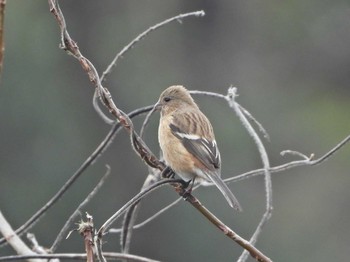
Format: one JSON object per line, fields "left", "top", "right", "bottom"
{"left": 0, "top": 1, "right": 349, "bottom": 261}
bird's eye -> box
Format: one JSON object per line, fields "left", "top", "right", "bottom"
{"left": 163, "top": 96, "right": 171, "bottom": 102}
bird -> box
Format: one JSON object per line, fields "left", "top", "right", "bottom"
{"left": 155, "top": 85, "right": 242, "bottom": 211}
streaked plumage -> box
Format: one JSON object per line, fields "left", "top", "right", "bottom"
{"left": 156, "top": 85, "right": 242, "bottom": 211}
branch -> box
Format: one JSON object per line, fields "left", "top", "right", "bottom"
{"left": 100, "top": 10, "right": 205, "bottom": 82}
{"left": 177, "top": 188, "right": 272, "bottom": 262}
{"left": 50, "top": 167, "right": 110, "bottom": 252}
{"left": 48, "top": 2, "right": 272, "bottom": 261}
{"left": 96, "top": 179, "right": 180, "bottom": 237}
{"left": 111, "top": 130, "right": 350, "bottom": 234}
{"left": 110, "top": 196, "right": 183, "bottom": 234}
{"left": 120, "top": 170, "right": 160, "bottom": 253}
{"left": 0, "top": 253, "right": 161, "bottom": 262}
{"left": 95, "top": 178, "right": 181, "bottom": 262}
{"left": 0, "top": 105, "right": 153, "bottom": 247}
{"left": 225, "top": 134, "right": 350, "bottom": 184}
{"left": 226, "top": 87, "right": 273, "bottom": 261}
{"left": 78, "top": 213, "right": 95, "bottom": 262}
{"left": 0, "top": 211, "right": 41, "bottom": 262}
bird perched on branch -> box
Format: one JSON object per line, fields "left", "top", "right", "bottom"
{"left": 155, "top": 85, "right": 242, "bottom": 211}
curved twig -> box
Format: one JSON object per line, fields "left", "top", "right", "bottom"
{"left": 95, "top": 178, "right": 182, "bottom": 262}
{"left": 0, "top": 253, "right": 161, "bottom": 262}
{"left": 225, "top": 134, "right": 350, "bottom": 184}
{"left": 48, "top": 2, "right": 273, "bottom": 261}
{"left": 0, "top": 105, "right": 153, "bottom": 246}
{"left": 100, "top": 10, "right": 205, "bottom": 82}
{"left": 226, "top": 87, "right": 272, "bottom": 262}
{"left": 50, "top": 166, "right": 111, "bottom": 252}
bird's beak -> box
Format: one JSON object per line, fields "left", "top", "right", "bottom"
{"left": 153, "top": 100, "right": 162, "bottom": 111}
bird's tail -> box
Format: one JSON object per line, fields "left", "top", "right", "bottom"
{"left": 206, "top": 172, "right": 242, "bottom": 211}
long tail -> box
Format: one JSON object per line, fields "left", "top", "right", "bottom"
{"left": 206, "top": 171, "right": 242, "bottom": 211}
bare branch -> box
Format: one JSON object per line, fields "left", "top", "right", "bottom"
{"left": 93, "top": 90, "right": 115, "bottom": 125}
{"left": 140, "top": 106, "right": 157, "bottom": 138}
{"left": 178, "top": 188, "right": 272, "bottom": 262}
{"left": 0, "top": 253, "right": 161, "bottom": 262}
{"left": 308, "top": 134, "right": 350, "bottom": 165}
{"left": 280, "top": 150, "right": 311, "bottom": 160}
{"left": 50, "top": 167, "right": 110, "bottom": 252}
{"left": 111, "top": 197, "right": 183, "bottom": 234}
{"left": 120, "top": 172, "right": 159, "bottom": 253}
{"left": 226, "top": 87, "right": 273, "bottom": 261}
{"left": 78, "top": 213, "right": 95, "bottom": 262}
{"left": 190, "top": 89, "right": 270, "bottom": 140}
{"left": 0, "top": 106, "right": 153, "bottom": 247}
{"left": 238, "top": 104, "right": 270, "bottom": 141}
{"left": 95, "top": 178, "right": 181, "bottom": 262}
{"left": 47, "top": 2, "right": 272, "bottom": 261}
{"left": 100, "top": 10, "right": 205, "bottom": 82}
{"left": 96, "top": 179, "right": 180, "bottom": 237}
{"left": 226, "top": 87, "right": 272, "bottom": 209}
{"left": 189, "top": 90, "right": 227, "bottom": 99}
{"left": 225, "top": 134, "right": 350, "bottom": 184}
{"left": 0, "top": 211, "right": 41, "bottom": 262}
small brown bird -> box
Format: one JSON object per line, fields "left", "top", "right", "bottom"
{"left": 155, "top": 85, "right": 242, "bottom": 211}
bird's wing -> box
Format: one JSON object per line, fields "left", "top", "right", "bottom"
{"left": 170, "top": 110, "right": 242, "bottom": 211}
{"left": 169, "top": 111, "right": 221, "bottom": 170}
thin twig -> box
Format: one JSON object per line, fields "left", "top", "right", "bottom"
{"left": 97, "top": 179, "right": 180, "bottom": 237}
{"left": 120, "top": 204, "right": 139, "bottom": 254}
{"left": 189, "top": 90, "right": 227, "bottom": 99}
{"left": 48, "top": 2, "right": 271, "bottom": 260}
{"left": 178, "top": 187, "right": 272, "bottom": 262}
{"left": 100, "top": 10, "right": 205, "bottom": 82}
{"left": 226, "top": 87, "right": 272, "bottom": 209}
{"left": 120, "top": 172, "right": 160, "bottom": 253}
{"left": 190, "top": 90, "right": 270, "bottom": 141}
{"left": 113, "top": 132, "right": 350, "bottom": 235}
{"left": 93, "top": 90, "right": 115, "bottom": 124}
{"left": 0, "top": 253, "right": 161, "bottom": 262}
{"left": 95, "top": 179, "right": 182, "bottom": 262}
{"left": 226, "top": 87, "right": 273, "bottom": 262}
{"left": 139, "top": 105, "right": 157, "bottom": 138}
{"left": 238, "top": 104, "right": 270, "bottom": 141}
{"left": 0, "top": 211, "right": 40, "bottom": 262}
{"left": 0, "top": 105, "right": 153, "bottom": 247}
{"left": 225, "top": 134, "right": 350, "bottom": 184}
{"left": 280, "top": 150, "right": 311, "bottom": 160}
{"left": 50, "top": 167, "right": 111, "bottom": 252}
{"left": 26, "top": 233, "right": 59, "bottom": 262}
{"left": 308, "top": 134, "right": 350, "bottom": 165}
{"left": 113, "top": 183, "right": 200, "bottom": 235}
{"left": 78, "top": 213, "right": 95, "bottom": 262}
{"left": 110, "top": 197, "right": 183, "bottom": 234}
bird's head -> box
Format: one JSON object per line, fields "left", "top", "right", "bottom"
{"left": 155, "top": 85, "right": 198, "bottom": 115}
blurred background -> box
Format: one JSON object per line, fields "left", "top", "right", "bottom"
{"left": 1, "top": 1, "right": 349, "bottom": 261}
